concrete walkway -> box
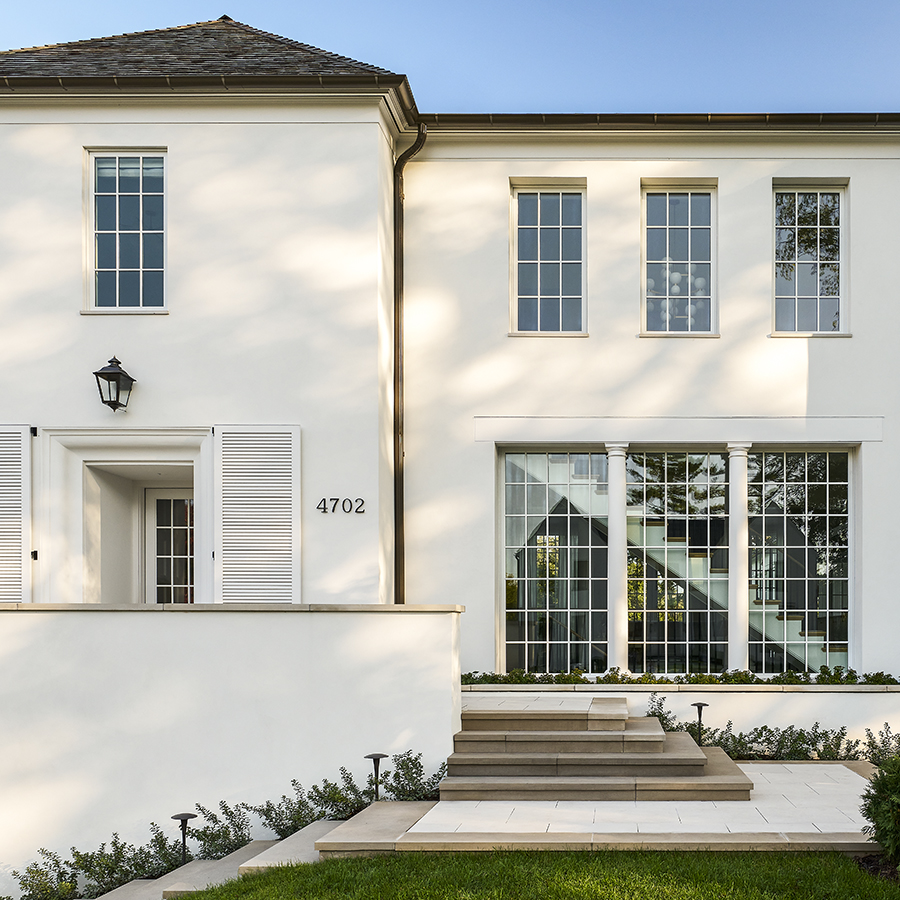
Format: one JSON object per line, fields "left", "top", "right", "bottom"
{"left": 317, "top": 762, "right": 879, "bottom": 855}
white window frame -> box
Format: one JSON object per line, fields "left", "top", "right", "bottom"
{"left": 83, "top": 148, "right": 168, "bottom": 314}
{"left": 510, "top": 184, "right": 587, "bottom": 336}
{"left": 640, "top": 184, "right": 718, "bottom": 337}
{"left": 771, "top": 184, "right": 847, "bottom": 336}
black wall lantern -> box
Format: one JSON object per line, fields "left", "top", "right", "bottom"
{"left": 93, "top": 356, "right": 135, "bottom": 411}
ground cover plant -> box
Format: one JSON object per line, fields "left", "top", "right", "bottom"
{"left": 156, "top": 850, "right": 900, "bottom": 900}
{"left": 462, "top": 665, "right": 900, "bottom": 685}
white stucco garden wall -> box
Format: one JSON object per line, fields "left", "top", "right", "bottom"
{"left": 402, "top": 132, "right": 900, "bottom": 677}
{"left": 0, "top": 604, "right": 461, "bottom": 896}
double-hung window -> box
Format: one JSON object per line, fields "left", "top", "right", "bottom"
{"left": 644, "top": 189, "right": 714, "bottom": 333}
{"left": 774, "top": 189, "right": 842, "bottom": 333}
{"left": 91, "top": 153, "right": 165, "bottom": 309}
{"left": 514, "top": 189, "right": 584, "bottom": 332}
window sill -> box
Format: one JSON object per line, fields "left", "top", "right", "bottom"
{"left": 769, "top": 332, "right": 851, "bottom": 338}
{"left": 508, "top": 331, "right": 589, "bottom": 338}
{"left": 638, "top": 332, "right": 720, "bottom": 338}
{"left": 81, "top": 309, "right": 169, "bottom": 315}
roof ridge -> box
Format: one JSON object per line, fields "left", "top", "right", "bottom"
{"left": 0, "top": 17, "right": 391, "bottom": 73}
{"left": 214, "top": 18, "right": 391, "bottom": 73}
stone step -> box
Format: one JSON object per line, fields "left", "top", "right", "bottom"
{"left": 461, "top": 697, "right": 628, "bottom": 733}
{"left": 238, "top": 820, "right": 341, "bottom": 873}
{"left": 448, "top": 734, "right": 707, "bottom": 778}
{"left": 440, "top": 748, "right": 752, "bottom": 802}
{"left": 454, "top": 716, "right": 665, "bottom": 754}
{"left": 97, "top": 841, "right": 279, "bottom": 900}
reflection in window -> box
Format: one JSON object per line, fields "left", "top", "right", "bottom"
{"left": 748, "top": 451, "right": 848, "bottom": 672}
{"left": 626, "top": 452, "right": 729, "bottom": 673}
{"left": 504, "top": 452, "right": 607, "bottom": 673}
{"left": 645, "top": 191, "right": 713, "bottom": 333}
{"left": 774, "top": 191, "right": 841, "bottom": 332}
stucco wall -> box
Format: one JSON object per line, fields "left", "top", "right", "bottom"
{"left": 402, "top": 134, "right": 900, "bottom": 674}
{"left": 0, "top": 99, "right": 398, "bottom": 606}
{"left": 0, "top": 605, "right": 460, "bottom": 895}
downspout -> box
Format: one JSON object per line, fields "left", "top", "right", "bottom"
{"left": 393, "top": 122, "right": 427, "bottom": 604}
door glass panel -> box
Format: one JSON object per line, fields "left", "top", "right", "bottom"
{"left": 152, "top": 494, "right": 194, "bottom": 603}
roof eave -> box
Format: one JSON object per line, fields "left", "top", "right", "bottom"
{"left": 418, "top": 112, "right": 900, "bottom": 132}
{"left": 0, "top": 72, "right": 419, "bottom": 126}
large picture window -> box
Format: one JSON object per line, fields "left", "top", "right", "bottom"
{"left": 504, "top": 452, "right": 608, "bottom": 673}
{"left": 503, "top": 447, "right": 851, "bottom": 676}
{"left": 91, "top": 153, "right": 165, "bottom": 309}
{"left": 644, "top": 189, "right": 714, "bottom": 333}
{"left": 514, "top": 190, "right": 584, "bottom": 333}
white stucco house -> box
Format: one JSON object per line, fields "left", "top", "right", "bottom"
{"left": 0, "top": 14, "right": 898, "bottom": 885}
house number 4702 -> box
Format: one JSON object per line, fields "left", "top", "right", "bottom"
{"left": 317, "top": 498, "right": 365, "bottom": 514}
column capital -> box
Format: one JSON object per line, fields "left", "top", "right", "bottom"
{"left": 604, "top": 443, "right": 629, "bottom": 457}
{"left": 726, "top": 442, "right": 752, "bottom": 456}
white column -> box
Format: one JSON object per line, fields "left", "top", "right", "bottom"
{"left": 605, "top": 443, "right": 629, "bottom": 672}
{"left": 727, "top": 443, "right": 751, "bottom": 672}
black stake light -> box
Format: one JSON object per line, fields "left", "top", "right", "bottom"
{"left": 93, "top": 356, "right": 136, "bottom": 411}
{"left": 171, "top": 812, "right": 197, "bottom": 864}
{"left": 365, "top": 752, "right": 389, "bottom": 801}
{"left": 691, "top": 701, "right": 709, "bottom": 747}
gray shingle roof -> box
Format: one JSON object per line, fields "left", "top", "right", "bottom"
{"left": 0, "top": 16, "right": 396, "bottom": 78}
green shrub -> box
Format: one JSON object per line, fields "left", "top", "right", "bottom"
{"left": 13, "top": 849, "right": 79, "bottom": 900}
{"left": 645, "top": 694, "right": 863, "bottom": 760}
{"left": 306, "top": 767, "right": 375, "bottom": 820}
{"left": 864, "top": 723, "right": 900, "bottom": 766}
{"left": 861, "top": 754, "right": 900, "bottom": 864}
{"left": 246, "top": 780, "right": 322, "bottom": 839}
{"left": 381, "top": 751, "right": 447, "bottom": 801}
{"left": 188, "top": 801, "right": 251, "bottom": 860}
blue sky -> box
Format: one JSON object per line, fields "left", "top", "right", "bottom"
{"left": 2, "top": 0, "right": 898, "bottom": 114}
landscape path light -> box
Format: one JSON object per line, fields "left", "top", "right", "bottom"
{"left": 691, "top": 701, "right": 709, "bottom": 747}
{"left": 365, "top": 752, "right": 389, "bottom": 801}
{"left": 93, "top": 356, "right": 136, "bottom": 411}
{"left": 171, "top": 812, "right": 197, "bottom": 864}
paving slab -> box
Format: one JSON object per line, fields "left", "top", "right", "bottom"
{"left": 316, "top": 801, "right": 436, "bottom": 857}
{"left": 238, "top": 820, "right": 341, "bottom": 873}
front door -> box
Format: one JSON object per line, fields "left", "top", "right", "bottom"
{"left": 145, "top": 488, "right": 194, "bottom": 604}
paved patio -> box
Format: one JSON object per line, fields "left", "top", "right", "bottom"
{"left": 316, "top": 762, "right": 879, "bottom": 855}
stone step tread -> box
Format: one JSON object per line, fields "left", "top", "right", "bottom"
{"left": 455, "top": 716, "right": 664, "bottom": 741}
{"left": 462, "top": 696, "right": 627, "bottom": 715}
{"left": 238, "top": 820, "right": 341, "bottom": 873}
{"left": 462, "top": 695, "right": 629, "bottom": 731}
{"left": 98, "top": 841, "right": 278, "bottom": 900}
{"left": 439, "top": 748, "right": 752, "bottom": 801}
{"left": 448, "top": 750, "right": 706, "bottom": 765}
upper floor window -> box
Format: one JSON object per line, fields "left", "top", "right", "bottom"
{"left": 514, "top": 190, "right": 584, "bottom": 333}
{"left": 774, "top": 190, "right": 841, "bottom": 333}
{"left": 644, "top": 189, "right": 714, "bottom": 334}
{"left": 91, "top": 153, "right": 165, "bottom": 309}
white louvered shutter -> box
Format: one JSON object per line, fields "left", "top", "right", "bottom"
{"left": 214, "top": 426, "right": 300, "bottom": 603}
{"left": 0, "top": 428, "right": 31, "bottom": 602}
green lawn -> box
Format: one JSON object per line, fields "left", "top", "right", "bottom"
{"left": 186, "top": 851, "right": 899, "bottom": 900}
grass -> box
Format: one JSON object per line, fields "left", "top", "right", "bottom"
{"left": 183, "top": 850, "right": 900, "bottom": 900}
